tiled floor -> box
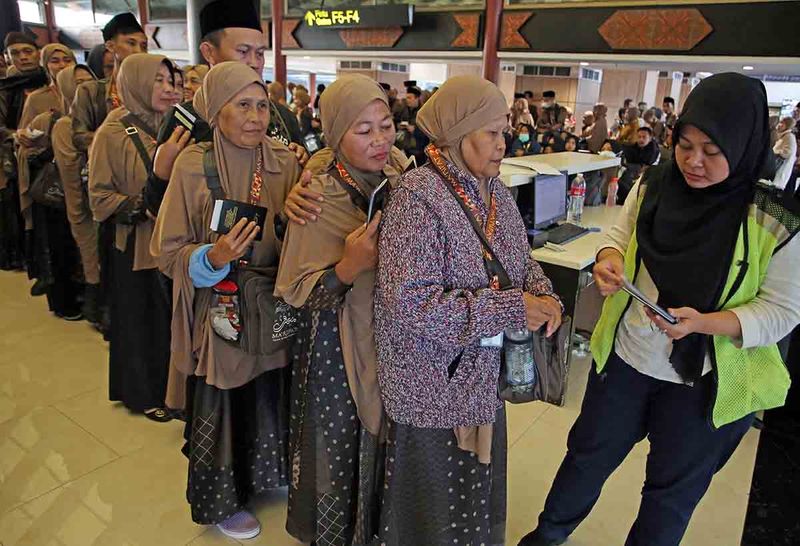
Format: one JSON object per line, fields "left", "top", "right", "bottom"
{"left": 0, "top": 270, "right": 758, "bottom": 545}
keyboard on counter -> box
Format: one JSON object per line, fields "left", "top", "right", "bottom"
{"left": 546, "top": 223, "right": 589, "bottom": 245}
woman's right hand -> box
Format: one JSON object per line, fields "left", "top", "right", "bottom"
{"left": 593, "top": 248, "right": 624, "bottom": 296}
{"left": 335, "top": 212, "right": 382, "bottom": 285}
{"left": 207, "top": 218, "right": 260, "bottom": 269}
{"left": 153, "top": 126, "right": 193, "bottom": 180}
{"left": 523, "top": 293, "right": 562, "bottom": 335}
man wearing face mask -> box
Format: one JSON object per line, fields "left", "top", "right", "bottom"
{"left": 144, "top": 0, "right": 307, "bottom": 218}
{"left": 537, "top": 90, "right": 567, "bottom": 135}
{"left": 0, "top": 32, "right": 46, "bottom": 271}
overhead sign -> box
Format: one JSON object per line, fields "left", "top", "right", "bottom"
{"left": 303, "top": 5, "right": 414, "bottom": 29}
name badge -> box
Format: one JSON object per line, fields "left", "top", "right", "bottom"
{"left": 480, "top": 332, "right": 504, "bottom": 348}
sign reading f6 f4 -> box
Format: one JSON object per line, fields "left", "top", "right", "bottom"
{"left": 303, "top": 5, "right": 414, "bottom": 29}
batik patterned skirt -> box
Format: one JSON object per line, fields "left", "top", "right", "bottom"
{"left": 287, "top": 308, "right": 384, "bottom": 546}
{"left": 378, "top": 406, "right": 508, "bottom": 546}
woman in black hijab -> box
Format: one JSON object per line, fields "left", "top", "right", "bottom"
{"left": 520, "top": 73, "right": 800, "bottom": 546}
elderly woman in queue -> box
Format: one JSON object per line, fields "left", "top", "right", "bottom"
{"left": 51, "top": 64, "right": 103, "bottom": 325}
{"left": 275, "top": 74, "right": 407, "bottom": 546}
{"left": 182, "top": 64, "right": 209, "bottom": 103}
{"left": 520, "top": 74, "right": 800, "bottom": 546}
{"left": 152, "top": 62, "right": 300, "bottom": 541}
{"left": 88, "top": 54, "right": 177, "bottom": 422}
{"left": 375, "top": 75, "right": 562, "bottom": 545}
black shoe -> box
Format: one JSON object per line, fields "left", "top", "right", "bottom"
{"left": 82, "top": 283, "right": 101, "bottom": 324}
{"left": 518, "top": 530, "right": 566, "bottom": 546}
{"left": 144, "top": 408, "right": 173, "bottom": 423}
{"left": 30, "top": 278, "right": 52, "bottom": 297}
{"left": 56, "top": 311, "right": 84, "bottom": 322}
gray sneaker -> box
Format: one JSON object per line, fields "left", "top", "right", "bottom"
{"left": 216, "top": 510, "right": 261, "bottom": 540}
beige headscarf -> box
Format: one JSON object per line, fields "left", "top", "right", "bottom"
{"left": 117, "top": 53, "right": 169, "bottom": 134}
{"left": 276, "top": 73, "right": 406, "bottom": 438}
{"left": 152, "top": 61, "right": 299, "bottom": 404}
{"left": 415, "top": 74, "right": 509, "bottom": 464}
{"left": 56, "top": 64, "right": 95, "bottom": 115}
{"left": 416, "top": 75, "right": 508, "bottom": 175}
{"left": 40, "top": 43, "right": 76, "bottom": 84}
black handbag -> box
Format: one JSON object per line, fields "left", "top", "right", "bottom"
{"left": 438, "top": 163, "right": 572, "bottom": 407}
{"left": 202, "top": 146, "right": 299, "bottom": 356}
{"left": 28, "top": 112, "right": 66, "bottom": 209}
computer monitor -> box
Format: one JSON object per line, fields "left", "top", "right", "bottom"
{"left": 531, "top": 172, "right": 567, "bottom": 229}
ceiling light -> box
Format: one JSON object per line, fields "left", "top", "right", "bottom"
{"left": 303, "top": 56, "right": 311, "bottom": 60}
{"left": 580, "top": 62, "right": 589, "bottom": 66}
{"left": 742, "top": 65, "right": 754, "bottom": 71}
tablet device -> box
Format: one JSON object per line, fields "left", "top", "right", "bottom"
{"left": 621, "top": 277, "right": 679, "bottom": 325}
{"left": 367, "top": 179, "right": 389, "bottom": 223}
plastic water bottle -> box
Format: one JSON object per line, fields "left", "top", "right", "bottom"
{"left": 567, "top": 174, "right": 586, "bottom": 225}
{"left": 606, "top": 177, "right": 619, "bottom": 207}
{"left": 504, "top": 328, "right": 537, "bottom": 390}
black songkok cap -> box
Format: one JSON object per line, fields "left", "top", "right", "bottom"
{"left": 403, "top": 80, "right": 417, "bottom": 88}
{"left": 514, "top": 92, "right": 525, "bottom": 99}
{"left": 200, "top": 0, "right": 262, "bottom": 38}
{"left": 102, "top": 13, "right": 144, "bottom": 42}
{"left": 4, "top": 31, "right": 37, "bottom": 49}
{"left": 406, "top": 86, "right": 422, "bottom": 97}
{"left": 543, "top": 90, "right": 556, "bottom": 98}
{"left": 379, "top": 82, "right": 391, "bottom": 91}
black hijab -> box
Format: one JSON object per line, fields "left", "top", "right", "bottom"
{"left": 636, "top": 73, "right": 769, "bottom": 383}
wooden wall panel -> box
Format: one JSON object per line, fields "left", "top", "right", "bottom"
{"left": 598, "top": 69, "right": 647, "bottom": 112}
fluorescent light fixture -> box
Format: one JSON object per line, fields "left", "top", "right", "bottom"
{"left": 742, "top": 65, "right": 754, "bottom": 71}
{"left": 303, "top": 56, "right": 311, "bottom": 60}
{"left": 580, "top": 62, "right": 589, "bottom": 66}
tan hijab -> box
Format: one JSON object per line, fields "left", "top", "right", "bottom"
{"left": 117, "top": 53, "right": 169, "bottom": 134}
{"left": 88, "top": 54, "right": 168, "bottom": 271}
{"left": 415, "top": 74, "right": 509, "bottom": 464}
{"left": 276, "top": 73, "right": 406, "bottom": 437}
{"left": 416, "top": 74, "right": 508, "bottom": 176}
{"left": 152, "top": 62, "right": 300, "bottom": 405}
{"left": 56, "top": 64, "right": 94, "bottom": 115}
{"left": 17, "top": 45, "right": 75, "bottom": 130}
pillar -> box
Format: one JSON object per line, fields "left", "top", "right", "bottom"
{"left": 272, "top": 0, "right": 287, "bottom": 86}
{"left": 186, "top": 0, "right": 213, "bottom": 64}
{"left": 670, "top": 71, "right": 683, "bottom": 107}
{"left": 309, "top": 72, "right": 317, "bottom": 106}
{"left": 0, "top": 0, "right": 22, "bottom": 47}
{"left": 642, "top": 70, "right": 659, "bottom": 108}
{"left": 482, "top": 0, "right": 502, "bottom": 83}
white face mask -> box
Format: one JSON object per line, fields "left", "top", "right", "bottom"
{"left": 542, "top": 101, "right": 553, "bottom": 109}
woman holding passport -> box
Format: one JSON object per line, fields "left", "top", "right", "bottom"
{"left": 521, "top": 74, "right": 800, "bottom": 546}
{"left": 88, "top": 53, "right": 177, "bottom": 422}
{"left": 275, "top": 73, "right": 407, "bottom": 546}
{"left": 152, "top": 62, "right": 300, "bottom": 540}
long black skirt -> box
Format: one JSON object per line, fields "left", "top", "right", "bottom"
{"left": 287, "top": 309, "right": 384, "bottom": 546}
{"left": 31, "top": 203, "right": 83, "bottom": 316}
{"left": 0, "top": 177, "right": 25, "bottom": 270}
{"left": 108, "top": 233, "right": 170, "bottom": 412}
{"left": 183, "top": 369, "right": 291, "bottom": 525}
{"left": 379, "top": 406, "right": 508, "bottom": 546}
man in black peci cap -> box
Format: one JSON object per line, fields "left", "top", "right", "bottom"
{"left": 71, "top": 12, "right": 148, "bottom": 154}
{"left": 143, "top": 0, "right": 307, "bottom": 218}
{"left": 0, "top": 31, "right": 47, "bottom": 271}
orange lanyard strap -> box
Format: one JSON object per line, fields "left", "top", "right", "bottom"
{"left": 425, "top": 144, "right": 498, "bottom": 245}
{"left": 249, "top": 145, "right": 264, "bottom": 206}
{"left": 425, "top": 144, "right": 502, "bottom": 290}
{"left": 334, "top": 161, "right": 367, "bottom": 199}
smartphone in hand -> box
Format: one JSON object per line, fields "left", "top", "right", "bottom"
{"left": 367, "top": 179, "right": 389, "bottom": 223}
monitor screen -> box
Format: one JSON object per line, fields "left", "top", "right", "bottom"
{"left": 533, "top": 174, "right": 567, "bottom": 229}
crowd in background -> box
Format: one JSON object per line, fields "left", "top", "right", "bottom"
{"left": 1, "top": 4, "right": 800, "bottom": 545}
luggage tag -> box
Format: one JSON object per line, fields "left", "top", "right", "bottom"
{"left": 480, "top": 332, "right": 504, "bottom": 348}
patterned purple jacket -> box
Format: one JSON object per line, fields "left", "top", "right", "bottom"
{"left": 375, "top": 160, "right": 558, "bottom": 429}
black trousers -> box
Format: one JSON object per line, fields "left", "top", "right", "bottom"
{"left": 535, "top": 351, "right": 753, "bottom": 546}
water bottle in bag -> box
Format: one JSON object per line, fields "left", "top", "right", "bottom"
{"left": 504, "top": 328, "right": 537, "bottom": 391}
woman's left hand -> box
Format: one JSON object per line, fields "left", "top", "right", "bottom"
{"left": 288, "top": 142, "right": 309, "bottom": 166}
{"left": 645, "top": 307, "right": 705, "bottom": 340}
